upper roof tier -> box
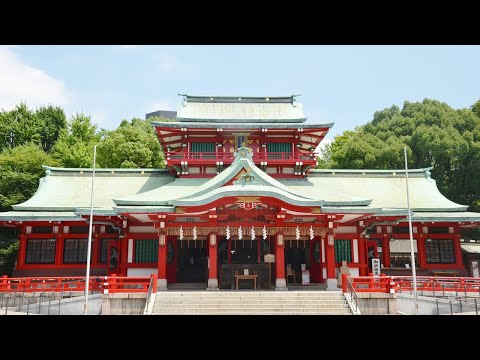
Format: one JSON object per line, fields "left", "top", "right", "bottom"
{"left": 176, "top": 94, "right": 307, "bottom": 123}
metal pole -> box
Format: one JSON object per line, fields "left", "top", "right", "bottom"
{"left": 404, "top": 146, "right": 418, "bottom": 315}
{"left": 84, "top": 145, "right": 97, "bottom": 315}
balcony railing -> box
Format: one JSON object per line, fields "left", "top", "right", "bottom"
{"left": 166, "top": 151, "right": 317, "bottom": 163}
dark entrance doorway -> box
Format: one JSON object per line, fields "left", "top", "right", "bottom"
{"left": 176, "top": 240, "right": 208, "bottom": 283}
{"left": 284, "top": 240, "right": 311, "bottom": 284}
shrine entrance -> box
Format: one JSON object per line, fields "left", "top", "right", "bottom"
{"left": 176, "top": 239, "right": 208, "bottom": 283}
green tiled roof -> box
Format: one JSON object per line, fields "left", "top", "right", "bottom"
{"left": 12, "top": 166, "right": 175, "bottom": 211}
{"left": 175, "top": 94, "right": 307, "bottom": 123}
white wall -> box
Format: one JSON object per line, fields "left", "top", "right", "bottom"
{"left": 127, "top": 268, "right": 157, "bottom": 277}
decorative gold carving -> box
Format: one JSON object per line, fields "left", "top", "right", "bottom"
{"left": 176, "top": 207, "right": 186, "bottom": 214}
{"left": 235, "top": 196, "right": 261, "bottom": 203}
{"left": 311, "top": 208, "right": 322, "bottom": 214}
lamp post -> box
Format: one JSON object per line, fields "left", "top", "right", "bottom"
{"left": 84, "top": 145, "right": 97, "bottom": 315}
{"left": 404, "top": 146, "right": 418, "bottom": 315}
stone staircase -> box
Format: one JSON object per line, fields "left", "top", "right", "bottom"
{"left": 152, "top": 291, "right": 351, "bottom": 315}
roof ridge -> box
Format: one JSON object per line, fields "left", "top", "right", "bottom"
{"left": 42, "top": 165, "right": 170, "bottom": 173}
{"left": 176, "top": 146, "right": 314, "bottom": 202}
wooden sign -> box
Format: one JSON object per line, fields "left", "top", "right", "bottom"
{"left": 264, "top": 254, "right": 275, "bottom": 263}
{"left": 372, "top": 258, "right": 381, "bottom": 277}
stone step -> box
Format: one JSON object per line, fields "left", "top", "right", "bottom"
{"left": 153, "top": 308, "right": 350, "bottom": 315}
{"left": 156, "top": 293, "right": 343, "bottom": 298}
{"left": 156, "top": 297, "right": 345, "bottom": 302}
{"left": 153, "top": 304, "right": 349, "bottom": 310}
{"left": 151, "top": 290, "right": 351, "bottom": 315}
{"left": 153, "top": 313, "right": 351, "bottom": 315}
{"left": 156, "top": 300, "right": 347, "bottom": 306}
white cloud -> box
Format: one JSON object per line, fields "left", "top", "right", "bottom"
{"left": 90, "top": 109, "right": 110, "bottom": 129}
{"left": 317, "top": 137, "right": 332, "bottom": 152}
{"left": 0, "top": 46, "right": 69, "bottom": 110}
{"left": 149, "top": 99, "right": 175, "bottom": 112}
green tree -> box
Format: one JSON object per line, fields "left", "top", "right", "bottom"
{"left": 0, "top": 143, "right": 60, "bottom": 212}
{"left": 471, "top": 100, "right": 480, "bottom": 118}
{"left": 318, "top": 99, "right": 480, "bottom": 211}
{"left": 35, "top": 105, "right": 67, "bottom": 153}
{"left": 0, "top": 103, "right": 66, "bottom": 153}
{"left": 52, "top": 113, "right": 101, "bottom": 167}
{"left": 0, "top": 242, "right": 18, "bottom": 276}
{"left": 97, "top": 118, "right": 165, "bottom": 168}
{"left": 0, "top": 103, "right": 41, "bottom": 151}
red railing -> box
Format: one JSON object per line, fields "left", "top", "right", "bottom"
{"left": 0, "top": 275, "right": 105, "bottom": 293}
{"left": 0, "top": 274, "right": 156, "bottom": 294}
{"left": 347, "top": 275, "right": 393, "bottom": 293}
{"left": 344, "top": 275, "right": 480, "bottom": 294}
{"left": 166, "top": 151, "right": 316, "bottom": 162}
{"left": 104, "top": 274, "right": 154, "bottom": 294}
{"left": 391, "top": 276, "right": 480, "bottom": 295}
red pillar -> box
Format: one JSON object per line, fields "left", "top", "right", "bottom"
{"left": 54, "top": 225, "right": 64, "bottom": 265}
{"left": 417, "top": 235, "right": 427, "bottom": 268}
{"left": 358, "top": 235, "right": 367, "bottom": 276}
{"left": 325, "top": 232, "right": 337, "bottom": 290}
{"left": 455, "top": 234, "right": 463, "bottom": 268}
{"left": 382, "top": 237, "right": 391, "bottom": 268}
{"left": 18, "top": 231, "right": 27, "bottom": 268}
{"left": 208, "top": 233, "right": 218, "bottom": 289}
{"left": 275, "top": 233, "right": 286, "bottom": 289}
{"left": 91, "top": 227, "right": 99, "bottom": 267}
{"left": 157, "top": 233, "right": 167, "bottom": 290}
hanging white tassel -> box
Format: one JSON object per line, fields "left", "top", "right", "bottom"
{"left": 238, "top": 226, "right": 243, "bottom": 240}
{"left": 226, "top": 225, "right": 231, "bottom": 240}
{"left": 262, "top": 225, "right": 267, "bottom": 240}
{"left": 193, "top": 225, "right": 197, "bottom": 241}
{"left": 309, "top": 225, "right": 314, "bottom": 240}
{"left": 295, "top": 225, "right": 300, "bottom": 240}
{"left": 251, "top": 226, "right": 255, "bottom": 241}
{"left": 179, "top": 225, "right": 184, "bottom": 240}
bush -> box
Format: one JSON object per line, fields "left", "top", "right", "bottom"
{"left": 0, "top": 242, "right": 18, "bottom": 276}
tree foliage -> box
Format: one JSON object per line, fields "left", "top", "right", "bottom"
{"left": 96, "top": 117, "right": 170, "bottom": 168}
{"left": 0, "top": 241, "right": 18, "bottom": 276}
{"left": 0, "top": 103, "right": 66, "bottom": 153}
{"left": 0, "top": 143, "right": 60, "bottom": 212}
{"left": 52, "top": 113, "right": 101, "bottom": 168}
{"left": 318, "top": 98, "right": 480, "bottom": 211}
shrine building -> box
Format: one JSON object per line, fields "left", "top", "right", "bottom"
{"left": 1, "top": 95, "right": 479, "bottom": 290}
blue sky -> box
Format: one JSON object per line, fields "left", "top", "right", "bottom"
{"left": 1, "top": 45, "right": 479, "bottom": 144}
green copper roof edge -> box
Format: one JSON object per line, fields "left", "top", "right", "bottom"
{"left": 321, "top": 207, "right": 384, "bottom": 214}
{"left": 74, "top": 208, "right": 118, "bottom": 216}
{"left": 42, "top": 165, "right": 169, "bottom": 174}
{"left": 173, "top": 188, "right": 324, "bottom": 207}
{"left": 179, "top": 94, "right": 301, "bottom": 100}
{"left": 112, "top": 206, "right": 176, "bottom": 213}
{"left": 411, "top": 206, "right": 469, "bottom": 212}
{"left": 176, "top": 116, "right": 307, "bottom": 124}
{"left": 310, "top": 167, "right": 433, "bottom": 175}
{"left": 151, "top": 121, "right": 334, "bottom": 128}
{"left": 0, "top": 213, "right": 84, "bottom": 221}
{"left": 410, "top": 215, "right": 480, "bottom": 222}
{"left": 323, "top": 200, "right": 373, "bottom": 206}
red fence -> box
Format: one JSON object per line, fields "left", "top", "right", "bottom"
{"left": 0, "top": 274, "right": 157, "bottom": 294}
{"left": 345, "top": 275, "right": 480, "bottom": 294}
